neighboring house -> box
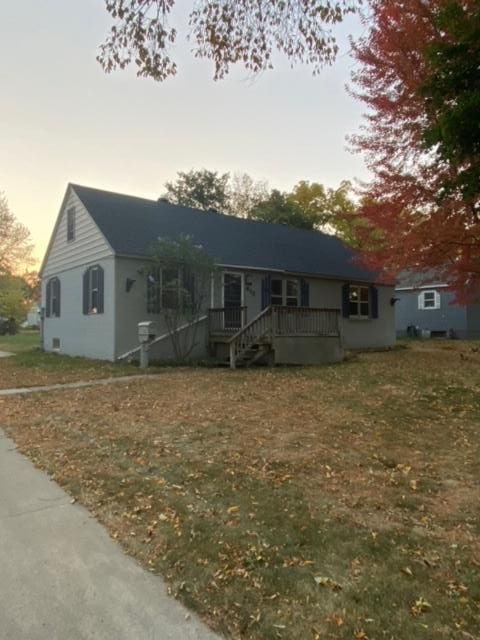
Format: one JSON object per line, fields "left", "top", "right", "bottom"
{"left": 40, "top": 184, "right": 396, "bottom": 366}
{"left": 26, "top": 304, "right": 41, "bottom": 328}
{"left": 395, "top": 273, "right": 480, "bottom": 339}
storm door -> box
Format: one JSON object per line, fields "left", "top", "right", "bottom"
{"left": 223, "top": 272, "right": 243, "bottom": 330}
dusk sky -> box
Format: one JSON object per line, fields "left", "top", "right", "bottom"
{"left": 0, "top": 1, "right": 368, "bottom": 264}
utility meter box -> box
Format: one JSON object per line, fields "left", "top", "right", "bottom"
{"left": 138, "top": 321, "right": 156, "bottom": 343}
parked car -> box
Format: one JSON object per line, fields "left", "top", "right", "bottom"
{"left": 0, "top": 317, "right": 17, "bottom": 335}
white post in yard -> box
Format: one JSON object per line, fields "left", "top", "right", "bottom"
{"left": 138, "top": 321, "right": 156, "bottom": 369}
{"left": 140, "top": 342, "right": 149, "bottom": 369}
{"left": 229, "top": 342, "right": 236, "bottom": 369}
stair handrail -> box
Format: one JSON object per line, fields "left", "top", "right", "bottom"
{"left": 228, "top": 306, "right": 272, "bottom": 369}
{"left": 117, "top": 314, "right": 208, "bottom": 361}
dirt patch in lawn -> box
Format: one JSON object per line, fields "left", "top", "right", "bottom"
{"left": 1, "top": 341, "right": 479, "bottom": 639}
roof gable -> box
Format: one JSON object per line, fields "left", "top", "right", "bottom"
{"left": 41, "top": 185, "right": 113, "bottom": 277}
{"left": 71, "top": 183, "right": 377, "bottom": 282}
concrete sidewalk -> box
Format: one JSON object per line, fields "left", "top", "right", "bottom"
{"left": 0, "top": 431, "right": 219, "bottom": 640}
{"left": 0, "top": 374, "right": 162, "bottom": 397}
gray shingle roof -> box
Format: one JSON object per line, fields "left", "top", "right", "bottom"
{"left": 72, "top": 184, "right": 377, "bottom": 282}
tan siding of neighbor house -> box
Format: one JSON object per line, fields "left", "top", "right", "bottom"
{"left": 42, "top": 187, "right": 113, "bottom": 278}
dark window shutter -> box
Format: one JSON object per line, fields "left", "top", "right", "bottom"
{"left": 46, "top": 280, "right": 51, "bottom": 318}
{"left": 261, "top": 275, "right": 271, "bottom": 310}
{"left": 370, "top": 286, "right": 379, "bottom": 319}
{"left": 300, "top": 279, "right": 310, "bottom": 307}
{"left": 83, "top": 269, "right": 90, "bottom": 314}
{"left": 55, "top": 279, "right": 61, "bottom": 317}
{"left": 97, "top": 266, "right": 104, "bottom": 314}
{"left": 342, "top": 283, "right": 350, "bottom": 318}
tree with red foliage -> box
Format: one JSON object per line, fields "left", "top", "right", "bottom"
{"left": 350, "top": 0, "right": 480, "bottom": 302}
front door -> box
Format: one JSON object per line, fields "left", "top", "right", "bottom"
{"left": 223, "top": 273, "right": 243, "bottom": 329}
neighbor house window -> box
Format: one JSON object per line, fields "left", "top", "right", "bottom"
{"left": 146, "top": 267, "right": 195, "bottom": 313}
{"left": 270, "top": 278, "right": 299, "bottom": 306}
{"left": 46, "top": 277, "right": 61, "bottom": 318}
{"left": 418, "top": 290, "right": 440, "bottom": 310}
{"left": 83, "top": 265, "right": 104, "bottom": 314}
{"left": 349, "top": 285, "right": 370, "bottom": 318}
{"left": 67, "top": 207, "right": 75, "bottom": 242}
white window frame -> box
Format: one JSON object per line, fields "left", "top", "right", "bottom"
{"left": 270, "top": 278, "right": 299, "bottom": 307}
{"left": 418, "top": 290, "right": 440, "bottom": 310}
{"left": 349, "top": 285, "right": 370, "bottom": 319}
{"left": 147, "top": 267, "right": 195, "bottom": 313}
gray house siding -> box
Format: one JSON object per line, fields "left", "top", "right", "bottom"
{"left": 41, "top": 184, "right": 397, "bottom": 363}
{"left": 41, "top": 186, "right": 117, "bottom": 360}
{"left": 42, "top": 257, "right": 116, "bottom": 360}
{"left": 114, "top": 262, "right": 395, "bottom": 359}
{"left": 395, "top": 288, "right": 469, "bottom": 337}
{"left": 114, "top": 256, "right": 212, "bottom": 360}
{"left": 211, "top": 271, "right": 395, "bottom": 350}
{"left": 42, "top": 187, "right": 113, "bottom": 278}
{"left": 341, "top": 284, "right": 395, "bottom": 349}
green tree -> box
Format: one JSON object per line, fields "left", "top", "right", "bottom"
{"left": 420, "top": 1, "right": 480, "bottom": 215}
{"left": 227, "top": 173, "right": 269, "bottom": 218}
{"left": 98, "top": 0, "right": 358, "bottom": 82}
{"left": 287, "top": 180, "right": 360, "bottom": 240}
{"left": 0, "top": 273, "right": 32, "bottom": 322}
{"left": 147, "top": 235, "right": 216, "bottom": 360}
{"left": 249, "top": 189, "right": 315, "bottom": 229}
{"left": 164, "top": 169, "right": 230, "bottom": 212}
{"left": 0, "top": 192, "right": 33, "bottom": 277}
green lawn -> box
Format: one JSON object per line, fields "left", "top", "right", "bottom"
{"left": 1, "top": 340, "right": 479, "bottom": 639}
{"left": 0, "top": 331, "right": 151, "bottom": 389}
{"left": 0, "top": 331, "right": 40, "bottom": 353}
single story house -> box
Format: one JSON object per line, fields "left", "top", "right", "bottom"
{"left": 40, "top": 184, "right": 396, "bottom": 366}
{"left": 395, "top": 272, "right": 480, "bottom": 339}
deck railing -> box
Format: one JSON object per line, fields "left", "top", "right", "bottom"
{"left": 225, "top": 306, "right": 341, "bottom": 368}
{"left": 272, "top": 306, "right": 340, "bottom": 336}
{"left": 208, "top": 306, "right": 247, "bottom": 334}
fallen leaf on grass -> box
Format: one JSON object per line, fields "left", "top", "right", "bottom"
{"left": 326, "top": 612, "right": 344, "bottom": 626}
{"left": 411, "top": 597, "right": 432, "bottom": 616}
{"left": 227, "top": 505, "right": 240, "bottom": 514}
{"left": 314, "top": 576, "right": 342, "bottom": 590}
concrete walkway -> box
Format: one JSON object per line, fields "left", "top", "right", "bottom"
{"left": 0, "top": 431, "right": 219, "bottom": 640}
{"left": 0, "top": 374, "right": 162, "bottom": 397}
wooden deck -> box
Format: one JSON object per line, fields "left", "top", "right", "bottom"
{"left": 208, "top": 306, "right": 341, "bottom": 367}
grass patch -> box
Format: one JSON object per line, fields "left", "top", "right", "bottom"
{"left": 1, "top": 340, "right": 480, "bottom": 638}
{"left": 0, "top": 331, "right": 171, "bottom": 389}
{"left": 0, "top": 330, "right": 40, "bottom": 353}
